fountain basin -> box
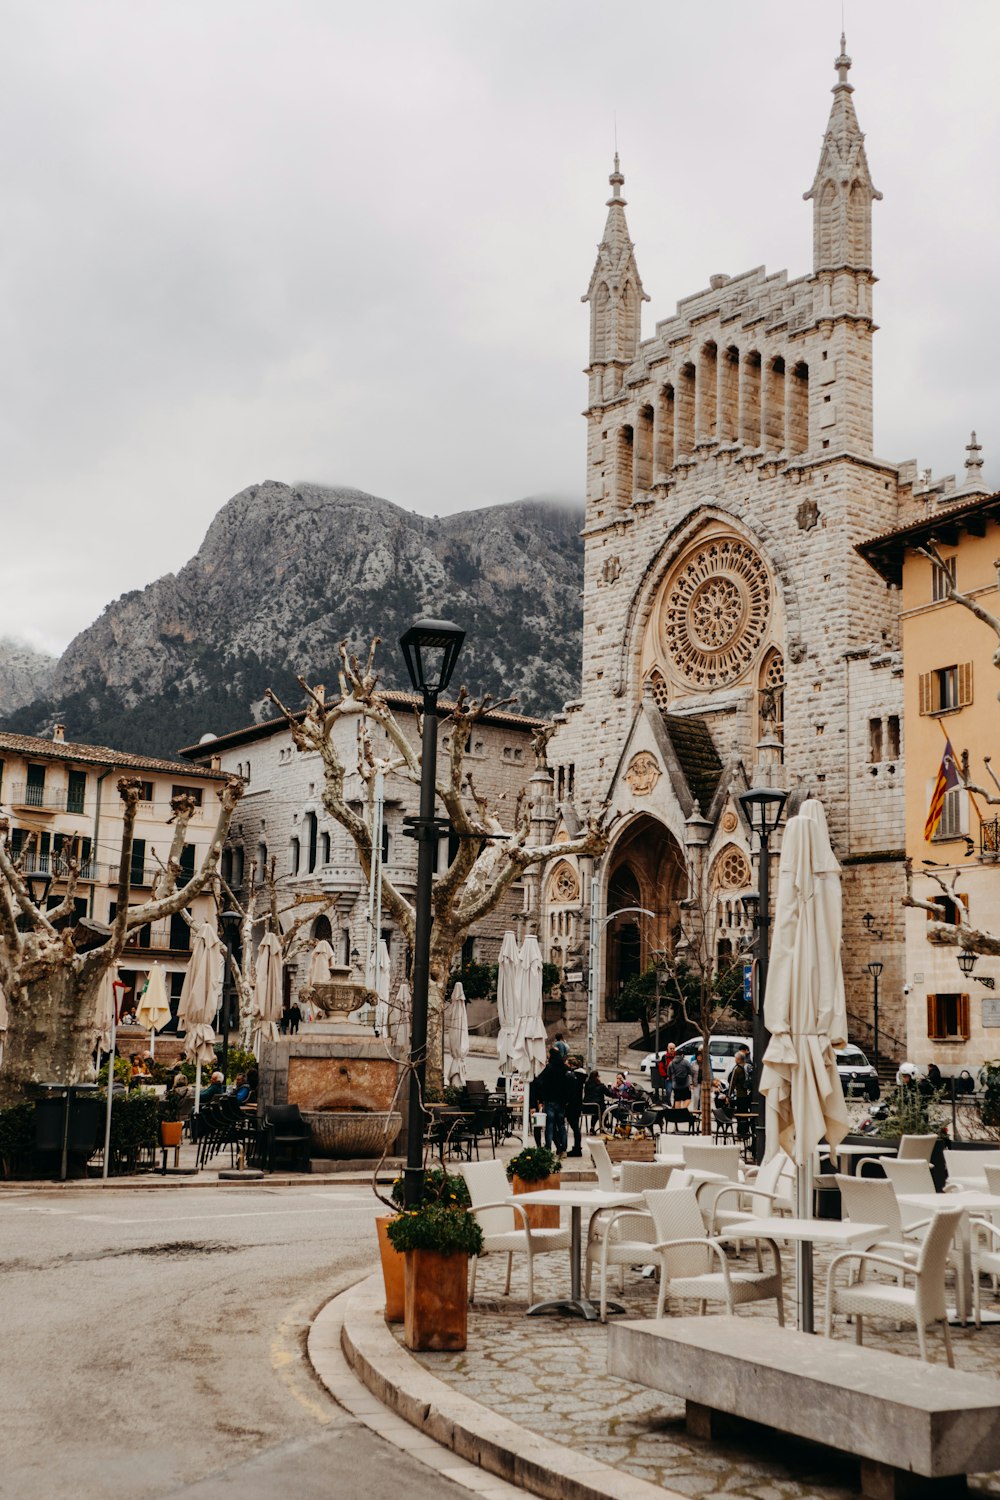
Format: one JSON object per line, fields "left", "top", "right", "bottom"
{"left": 302, "top": 1109, "right": 402, "bottom": 1159}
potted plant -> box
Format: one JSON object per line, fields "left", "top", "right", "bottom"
{"left": 505, "top": 1145, "right": 561, "bottom": 1229}
{"left": 385, "top": 1175, "right": 483, "bottom": 1351}
{"left": 375, "top": 1168, "right": 470, "bottom": 1325}
{"left": 159, "top": 1090, "right": 185, "bottom": 1148}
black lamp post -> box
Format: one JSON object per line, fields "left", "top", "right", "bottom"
{"left": 399, "top": 618, "right": 465, "bottom": 1209}
{"left": 218, "top": 908, "right": 242, "bottom": 1083}
{"left": 738, "top": 785, "right": 787, "bottom": 1164}
{"left": 16, "top": 869, "right": 53, "bottom": 931}
{"left": 866, "top": 959, "right": 883, "bottom": 1074}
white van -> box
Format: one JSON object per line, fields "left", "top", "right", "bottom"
{"left": 639, "top": 1034, "right": 751, "bottom": 1084}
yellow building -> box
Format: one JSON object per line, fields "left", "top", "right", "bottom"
{"left": 0, "top": 724, "right": 227, "bottom": 1023}
{"left": 860, "top": 490, "right": 1000, "bottom": 1075}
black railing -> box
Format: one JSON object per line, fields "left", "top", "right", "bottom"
{"left": 981, "top": 818, "right": 1000, "bottom": 856}
{"left": 846, "top": 1008, "right": 907, "bottom": 1063}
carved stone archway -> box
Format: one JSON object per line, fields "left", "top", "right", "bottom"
{"left": 602, "top": 815, "right": 686, "bottom": 1020}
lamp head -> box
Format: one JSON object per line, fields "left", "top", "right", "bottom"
{"left": 219, "top": 908, "right": 242, "bottom": 938}
{"left": 867, "top": 960, "right": 884, "bottom": 979}
{"left": 24, "top": 870, "right": 53, "bottom": 907}
{"left": 399, "top": 619, "right": 465, "bottom": 696}
{"left": 957, "top": 948, "right": 978, "bottom": 976}
{"left": 738, "top": 786, "right": 787, "bottom": 839}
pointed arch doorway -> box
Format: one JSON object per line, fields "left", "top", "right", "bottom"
{"left": 603, "top": 815, "right": 686, "bottom": 1020}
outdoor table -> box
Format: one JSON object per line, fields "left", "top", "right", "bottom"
{"left": 732, "top": 1216, "right": 888, "bottom": 1334}
{"left": 507, "top": 1187, "right": 644, "bottom": 1320}
{"left": 425, "top": 1106, "right": 474, "bottom": 1164}
{"left": 896, "top": 1190, "right": 1000, "bottom": 1325}
{"left": 819, "top": 1142, "right": 896, "bottom": 1176}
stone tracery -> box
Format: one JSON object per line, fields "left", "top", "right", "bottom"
{"left": 660, "top": 536, "right": 772, "bottom": 688}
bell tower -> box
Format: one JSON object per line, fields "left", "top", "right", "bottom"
{"left": 582, "top": 156, "right": 648, "bottom": 406}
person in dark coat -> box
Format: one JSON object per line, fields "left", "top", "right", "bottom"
{"left": 535, "top": 1049, "right": 569, "bottom": 1156}
{"left": 564, "top": 1057, "right": 586, "bottom": 1156}
{"left": 287, "top": 1002, "right": 302, "bottom": 1034}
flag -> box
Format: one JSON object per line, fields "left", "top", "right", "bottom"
{"left": 924, "top": 736, "right": 961, "bottom": 841}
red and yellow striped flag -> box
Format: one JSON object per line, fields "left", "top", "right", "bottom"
{"left": 924, "top": 735, "right": 961, "bottom": 841}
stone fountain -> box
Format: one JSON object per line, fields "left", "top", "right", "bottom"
{"left": 258, "top": 969, "right": 404, "bottom": 1164}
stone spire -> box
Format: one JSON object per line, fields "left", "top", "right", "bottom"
{"left": 804, "top": 35, "right": 882, "bottom": 271}
{"left": 965, "top": 430, "right": 985, "bottom": 488}
{"left": 582, "top": 155, "right": 648, "bottom": 385}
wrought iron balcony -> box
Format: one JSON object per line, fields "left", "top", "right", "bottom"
{"left": 981, "top": 818, "right": 1000, "bottom": 859}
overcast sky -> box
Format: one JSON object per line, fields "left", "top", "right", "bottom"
{"left": 2, "top": 0, "right": 998, "bottom": 657}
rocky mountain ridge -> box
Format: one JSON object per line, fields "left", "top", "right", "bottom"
{"left": 0, "top": 637, "right": 56, "bottom": 714}
{"left": 1, "top": 483, "right": 585, "bottom": 757}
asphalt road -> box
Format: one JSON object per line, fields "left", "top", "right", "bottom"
{"left": 0, "top": 1184, "right": 468, "bottom": 1500}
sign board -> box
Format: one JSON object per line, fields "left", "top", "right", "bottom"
{"left": 564, "top": 971, "right": 583, "bottom": 985}
{"left": 743, "top": 963, "right": 753, "bottom": 1011}
{"left": 983, "top": 998, "right": 1000, "bottom": 1029}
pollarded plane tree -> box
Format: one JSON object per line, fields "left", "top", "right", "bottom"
{"left": 901, "top": 542, "right": 1000, "bottom": 958}
{"left": 212, "top": 858, "right": 338, "bottom": 1050}
{"left": 0, "top": 776, "right": 243, "bottom": 1107}
{"left": 267, "top": 638, "right": 609, "bottom": 1092}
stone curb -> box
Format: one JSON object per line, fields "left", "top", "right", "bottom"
{"left": 0, "top": 1172, "right": 391, "bottom": 1192}
{"left": 323, "top": 1273, "right": 687, "bottom": 1500}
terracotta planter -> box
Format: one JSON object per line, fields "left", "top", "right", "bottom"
{"left": 511, "top": 1173, "right": 560, "bottom": 1228}
{"left": 403, "top": 1248, "right": 469, "bottom": 1351}
{"left": 160, "top": 1121, "right": 183, "bottom": 1148}
{"left": 375, "top": 1214, "right": 406, "bottom": 1323}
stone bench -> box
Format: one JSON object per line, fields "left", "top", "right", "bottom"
{"left": 607, "top": 1315, "right": 1000, "bottom": 1498}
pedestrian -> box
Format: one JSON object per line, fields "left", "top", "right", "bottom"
{"left": 288, "top": 1002, "right": 302, "bottom": 1035}
{"left": 667, "top": 1050, "right": 693, "bottom": 1111}
{"left": 564, "top": 1056, "right": 585, "bottom": 1155}
{"left": 536, "top": 1047, "right": 569, "bottom": 1156}
{"left": 552, "top": 1032, "right": 569, "bottom": 1060}
{"left": 727, "top": 1047, "right": 752, "bottom": 1138}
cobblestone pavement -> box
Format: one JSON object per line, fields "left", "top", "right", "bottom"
{"left": 399, "top": 1232, "right": 1000, "bottom": 1499}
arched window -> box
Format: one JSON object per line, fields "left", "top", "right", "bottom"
{"left": 232, "top": 846, "right": 244, "bottom": 889}
{"left": 313, "top": 914, "right": 333, "bottom": 944}
{"left": 616, "top": 424, "right": 634, "bottom": 508}
{"left": 304, "top": 811, "right": 318, "bottom": 874}
{"left": 289, "top": 837, "right": 300, "bottom": 877}
{"left": 656, "top": 384, "right": 675, "bottom": 473}
{"left": 764, "top": 356, "right": 785, "bottom": 451}
{"left": 320, "top": 830, "right": 331, "bottom": 866}
{"left": 381, "top": 824, "right": 390, "bottom": 864}
{"left": 788, "top": 361, "right": 809, "bottom": 454}
{"left": 645, "top": 669, "right": 669, "bottom": 711}
{"left": 719, "top": 346, "right": 739, "bottom": 443}
{"left": 676, "top": 363, "right": 696, "bottom": 455}
{"left": 697, "top": 341, "right": 717, "bottom": 441}
{"left": 635, "top": 405, "right": 654, "bottom": 491}
{"left": 257, "top": 842, "right": 268, "bottom": 883}
{"left": 740, "top": 351, "right": 761, "bottom": 446}
{"left": 758, "top": 648, "right": 785, "bottom": 747}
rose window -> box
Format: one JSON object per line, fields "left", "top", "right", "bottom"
{"left": 661, "top": 537, "right": 771, "bottom": 688}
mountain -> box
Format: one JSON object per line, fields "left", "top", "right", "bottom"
{"left": 0, "top": 637, "right": 56, "bottom": 715}
{"left": 1, "top": 483, "right": 585, "bottom": 757}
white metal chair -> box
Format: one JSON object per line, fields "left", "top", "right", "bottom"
{"left": 882, "top": 1159, "right": 943, "bottom": 1225}
{"left": 945, "top": 1148, "right": 1000, "bottom": 1192}
{"left": 824, "top": 1206, "right": 963, "bottom": 1364}
{"left": 458, "top": 1159, "right": 570, "bottom": 1304}
{"left": 644, "top": 1186, "right": 784, "bottom": 1323}
{"left": 681, "top": 1142, "right": 742, "bottom": 1178}
{"left": 584, "top": 1161, "right": 672, "bottom": 1320}
{"left": 584, "top": 1136, "right": 619, "bottom": 1190}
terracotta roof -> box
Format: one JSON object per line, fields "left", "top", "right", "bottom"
{"left": 857, "top": 489, "right": 1000, "bottom": 586}
{"left": 0, "top": 730, "right": 228, "bottom": 780}
{"left": 177, "top": 690, "right": 547, "bottom": 759}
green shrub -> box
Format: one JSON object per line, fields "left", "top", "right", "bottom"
{"left": 390, "top": 1167, "right": 470, "bottom": 1209}
{"left": 386, "top": 1203, "right": 484, "bottom": 1256}
{"left": 505, "top": 1145, "right": 561, "bottom": 1182}
{"left": 0, "top": 1103, "right": 34, "bottom": 1175}
{"left": 981, "top": 1064, "right": 1000, "bottom": 1131}
{"left": 875, "top": 1085, "right": 943, "bottom": 1139}
{"left": 109, "top": 1090, "right": 160, "bottom": 1155}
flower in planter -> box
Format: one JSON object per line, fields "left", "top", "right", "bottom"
{"left": 505, "top": 1146, "right": 561, "bottom": 1182}
{"left": 389, "top": 1167, "right": 471, "bottom": 1209}
{"left": 385, "top": 1201, "right": 484, "bottom": 1257}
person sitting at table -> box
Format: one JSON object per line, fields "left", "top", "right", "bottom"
{"left": 232, "top": 1073, "right": 251, "bottom": 1104}
{"left": 245, "top": 1068, "right": 259, "bottom": 1104}
{"left": 199, "top": 1070, "right": 226, "bottom": 1104}
{"left": 130, "top": 1053, "right": 151, "bottom": 1080}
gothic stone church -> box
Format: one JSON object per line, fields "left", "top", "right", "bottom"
{"left": 537, "top": 39, "right": 984, "bottom": 1064}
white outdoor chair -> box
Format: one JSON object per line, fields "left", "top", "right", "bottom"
{"left": 898, "top": 1134, "right": 937, "bottom": 1162}
{"left": 824, "top": 1206, "right": 963, "bottom": 1364}
{"left": 945, "top": 1148, "right": 1000, "bottom": 1192}
{"left": 584, "top": 1136, "right": 619, "bottom": 1190}
{"left": 458, "top": 1159, "right": 570, "bottom": 1304}
{"left": 644, "top": 1186, "right": 784, "bottom": 1323}
{"left": 883, "top": 1159, "right": 941, "bottom": 1223}
{"left": 971, "top": 1217, "right": 1000, "bottom": 1325}
{"left": 709, "top": 1149, "right": 794, "bottom": 1235}
{"left": 584, "top": 1161, "right": 672, "bottom": 1321}
{"left": 681, "top": 1142, "right": 742, "bottom": 1178}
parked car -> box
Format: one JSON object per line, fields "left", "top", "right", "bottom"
{"left": 836, "top": 1045, "right": 880, "bottom": 1100}
{"left": 639, "top": 1034, "right": 751, "bottom": 1084}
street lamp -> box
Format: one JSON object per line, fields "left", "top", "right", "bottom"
{"left": 399, "top": 618, "right": 466, "bottom": 1208}
{"left": 738, "top": 785, "right": 787, "bottom": 1164}
{"left": 16, "top": 868, "right": 54, "bottom": 930}
{"left": 866, "top": 959, "right": 883, "bottom": 1073}
{"left": 218, "top": 908, "right": 242, "bottom": 1084}
{"left": 957, "top": 949, "right": 979, "bottom": 977}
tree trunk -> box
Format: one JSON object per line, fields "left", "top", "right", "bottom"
{"left": 0, "top": 967, "right": 99, "bottom": 1109}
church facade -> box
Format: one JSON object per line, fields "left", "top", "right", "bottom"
{"left": 538, "top": 39, "right": 923, "bottom": 1063}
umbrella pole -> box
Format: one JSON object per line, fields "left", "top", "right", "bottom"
{"left": 522, "top": 1082, "right": 531, "bottom": 1149}
{"left": 101, "top": 1006, "right": 118, "bottom": 1181}
{"left": 796, "top": 1159, "right": 814, "bottom": 1333}
{"left": 194, "top": 1059, "right": 202, "bottom": 1116}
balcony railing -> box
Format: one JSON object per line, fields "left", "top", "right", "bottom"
{"left": 7, "top": 783, "right": 89, "bottom": 814}
{"left": 17, "top": 853, "right": 97, "bottom": 882}
{"left": 981, "top": 818, "right": 1000, "bottom": 857}
{"left": 123, "top": 920, "right": 190, "bottom": 953}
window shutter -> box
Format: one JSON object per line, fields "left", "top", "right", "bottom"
{"left": 958, "top": 662, "right": 974, "bottom": 707}
{"left": 927, "top": 994, "right": 939, "bottom": 1038}
{"left": 919, "top": 672, "right": 933, "bottom": 715}
{"left": 959, "top": 993, "right": 971, "bottom": 1041}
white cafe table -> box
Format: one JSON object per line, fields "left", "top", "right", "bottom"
{"left": 507, "top": 1188, "right": 644, "bottom": 1320}
{"left": 896, "top": 1190, "right": 1000, "bottom": 1325}
{"left": 819, "top": 1142, "right": 896, "bottom": 1175}
{"left": 730, "top": 1216, "right": 889, "bottom": 1334}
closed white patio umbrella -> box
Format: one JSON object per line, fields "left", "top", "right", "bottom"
{"left": 252, "top": 931, "right": 283, "bottom": 1058}
{"left": 495, "top": 930, "right": 520, "bottom": 1078}
{"left": 306, "top": 939, "right": 335, "bottom": 987}
{"left": 444, "top": 981, "right": 470, "bottom": 1087}
{"left": 760, "top": 796, "right": 849, "bottom": 1330}
{"left": 511, "top": 933, "right": 547, "bottom": 1145}
{"left": 136, "top": 963, "right": 172, "bottom": 1055}
{"left": 389, "top": 979, "right": 411, "bottom": 1055}
{"left": 178, "top": 920, "right": 224, "bottom": 1109}
{"left": 367, "top": 939, "right": 391, "bottom": 1035}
